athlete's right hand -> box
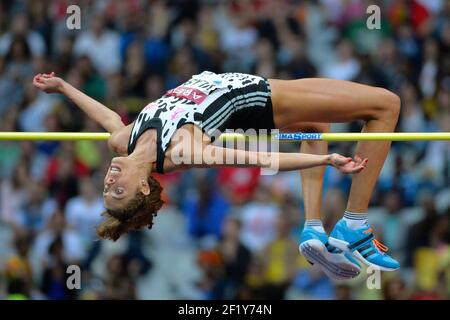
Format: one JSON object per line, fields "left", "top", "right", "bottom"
{"left": 329, "top": 153, "right": 367, "bottom": 174}
{"left": 33, "top": 72, "right": 65, "bottom": 94}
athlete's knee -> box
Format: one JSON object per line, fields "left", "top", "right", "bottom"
{"left": 373, "top": 88, "right": 401, "bottom": 121}
{"left": 301, "top": 122, "right": 330, "bottom": 133}
{"left": 314, "top": 123, "right": 330, "bottom": 133}
{"left": 382, "top": 89, "right": 401, "bottom": 119}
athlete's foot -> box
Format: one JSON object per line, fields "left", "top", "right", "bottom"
{"left": 328, "top": 219, "right": 400, "bottom": 271}
{"left": 299, "top": 226, "right": 361, "bottom": 280}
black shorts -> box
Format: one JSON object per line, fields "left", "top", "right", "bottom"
{"left": 198, "top": 73, "right": 276, "bottom": 137}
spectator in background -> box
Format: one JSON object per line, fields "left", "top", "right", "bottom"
{"left": 320, "top": 39, "right": 360, "bottom": 81}
{"left": 144, "top": 73, "right": 165, "bottom": 107}
{"left": 322, "top": 187, "right": 348, "bottom": 232}
{"left": 334, "top": 284, "right": 353, "bottom": 300}
{"left": 0, "top": 35, "right": 34, "bottom": 116}
{"left": 196, "top": 4, "right": 221, "bottom": 71}
{"left": 196, "top": 249, "right": 225, "bottom": 300}
{"left": 373, "top": 38, "right": 404, "bottom": 91}
{"left": 40, "top": 234, "right": 77, "bottom": 300}
{"left": 19, "top": 81, "right": 58, "bottom": 132}
{"left": 122, "top": 41, "right": 147, "bottom": 98}
{"left": 18, "top": 140, "right": 52, "bottom": 183}
{"left": 419, "top": 38, "right": 440, "bottom": 98}
{"left": 167, "top": 45, "right": 200, "bottom": 86}
{"left": 0, "top": 12, "right": 46, "bottom": 58}
{"left": 430, "top": 209, "right": 450, "bottom": 248}
{"left": 252, "top": 38, "right": 276, "bottom": 79}
{"left": 217, "top": 6, "right": 258, "bottom": 72}
{"left": 398, "top": 81, "right": 427, "bottom": 134}
{"left": 141, "top": 1, "right": 170, "bottom": 74}
{"left": 217, "top": 216, "right": 251, "bottom": 299}
{"left": 396, "top": 24, "right": 421, "bottom": 67}
{"left": 4, "top": 232, "right": 34, "bottom": 300}
{"left": 405, "top": 195, "right": 441, "bottom": 266}
{"left": 240, "top": 185, "right": 279, "bottom": 254}
{"left": 241, "top": 255, "right": 267, "bottom": 299}
{"left": 217, "top": 167, "right": 260, "bottom": 205}
{"left": 104, "top": 72, "right": 125, "bottom": 112}
{"left": 369, "top": 189, "right": 429, "bottom": 264}
{"left": 260, "top": 213, "right": 299, "bottom": 300}
{"left": 14, "top": 181, "right": 57, "bottom": 235}
{"left": 27, "top": 1, "right": 52, "bottom": 53}
{"left": 0, "top": 161, "right": 29, "bottom": 224}
{"left": 73, "top": 15, "right": 121, "bottom": 76}
{"left": 289, "top": 263, "right": 335, "bottom": 300}
{"left": 383, "top": 277, "right": 409, "bottom": 300}
{"left": 278, "top": 34, "right": 317, "bottom": 79}
{"left": 0, "top": 108, "right": 22, "bottom": 179}
{"left": 33, "top": 210, "right": 84, "bottom": 266}
{"left": 183, "top": 173, "right": 230, "bottom": 241}
{"left": 99, "top": 254, "right": 137, "bottom": 299}
{"left": 65, "top": 176, "right": 103, "bottom": 245}
{"left": 74, "top": 55, "right": 107, "bottom": 102}
{"left": 45, "top": 142, "right": 89, "bottom": 207}
{"left": 421, "top": 111, "right": 450, "bottom": 187}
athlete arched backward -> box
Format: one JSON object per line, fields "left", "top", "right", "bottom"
{"left": 33, "top": 71, "right": 401, "bottom": 280}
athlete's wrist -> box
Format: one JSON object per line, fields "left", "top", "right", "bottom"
{"left": 324, "top": 154, "right": 332, "bottom": 166}
{"left": 59, "top": 79, "right": 69, "bottom": 94}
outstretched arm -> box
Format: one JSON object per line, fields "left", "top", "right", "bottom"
{"left": 33, "top": 72, "right": 124, "bottom": 133}
{"left": 178, "top": 144, "right": 367, "bottom": 174}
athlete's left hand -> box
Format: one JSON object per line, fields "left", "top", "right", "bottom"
{"left": 33, "top": 72, "right": 65, "bottom": 94}
{"left": 329, "top": 153, "right": 367, "bottom": 174}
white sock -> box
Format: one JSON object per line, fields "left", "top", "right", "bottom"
{"left": 343, "top": 211, "right": 368, "bottom": 229}
{"left": 305, "top": 219, "right": 325, "bottom": 233}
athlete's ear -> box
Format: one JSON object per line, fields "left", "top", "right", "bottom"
{"left": 140, "top": 179, "right": 150, "bottom": 195}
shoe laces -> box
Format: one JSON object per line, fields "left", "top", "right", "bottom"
{"left": 364, "top": 227, "right": 389, "bottom": 253}
{"left": 373, "top": 239, "right": 389, "bottom": 253}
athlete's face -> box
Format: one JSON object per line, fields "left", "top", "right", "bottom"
{"left": 103, "top": 157, "right": 150, "bottom": 210}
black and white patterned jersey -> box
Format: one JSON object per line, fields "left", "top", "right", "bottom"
{"left": 127, "top": 71, "right": 275, "bottom": 174}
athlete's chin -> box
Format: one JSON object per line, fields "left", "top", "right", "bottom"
{"left": 111, "top": 156, "right": 125, "bottom": 164}
{"left": 111, "top": 157, "right": 134, "bottom": 171}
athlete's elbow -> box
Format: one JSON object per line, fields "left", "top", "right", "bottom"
{"left": 103, "top": 114, "right": 124, "bottom": 132}
{"left": 109, "top": 113, "right": 124, "bottom": 125}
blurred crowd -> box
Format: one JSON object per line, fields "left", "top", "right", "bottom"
{"left": 0, "top": 0, "right": 449, "bottom": 300}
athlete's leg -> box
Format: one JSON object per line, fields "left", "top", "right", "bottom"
{"left": 284, "top": 122, "right": 361, "bottom": 280}
{"left": 269, "top": 78, "right": 401, "bottom": 214}
{"left": 299, "top": 124, "right": 329, "bottom": 221}
{"left": 269, "top": 78, "right": 401, "bottom": 271}
{"left": 282, "top": 122, "right": 330, "bottom": 221}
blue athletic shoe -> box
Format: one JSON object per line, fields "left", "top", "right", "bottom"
{"left": 299, "top": 226, "right": 361, "bottom": 280}
{"left": 328, "top": 219, "right": 400, "bottom": 271}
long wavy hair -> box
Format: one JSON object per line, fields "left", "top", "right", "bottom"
{"left": 97, "top": 175, "right": 164, "bottom": 241}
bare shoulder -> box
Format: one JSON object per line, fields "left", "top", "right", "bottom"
{"left": 107, "top": 123, "right": 133, "bottom": 156}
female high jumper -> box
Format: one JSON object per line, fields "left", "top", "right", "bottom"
{"left": 33, "top": 70, "right": 400, "bottom": 280}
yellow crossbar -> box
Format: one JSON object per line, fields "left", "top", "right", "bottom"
{"left": 0, "top": 132, "right": 449, "bottom": 141}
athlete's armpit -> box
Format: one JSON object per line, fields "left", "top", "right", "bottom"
{"left": 107, "top": 123, "right": 133, "bottom": 155}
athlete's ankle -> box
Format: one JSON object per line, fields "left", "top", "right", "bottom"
{"left": 342, "top": 211, "right": 368, "bottom": 229}
{"left": 304, "top": 219, "right": 325, "bottom": 233}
